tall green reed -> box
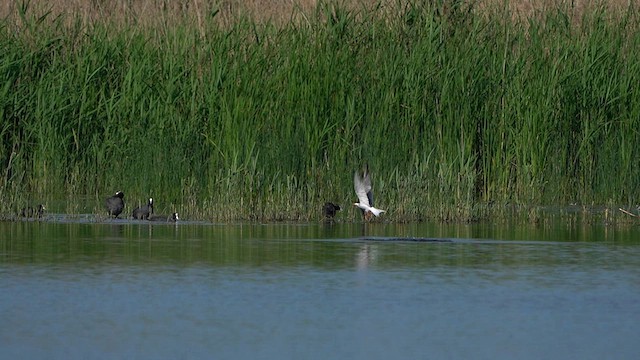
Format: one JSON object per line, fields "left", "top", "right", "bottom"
{"left": 1, "top": 1, "right": 639, "bottom": 222}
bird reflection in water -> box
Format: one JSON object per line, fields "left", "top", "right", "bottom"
{"left": 355, "top": 243, "right": 378, "bottom": 271}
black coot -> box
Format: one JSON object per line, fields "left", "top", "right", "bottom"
{"left": 132, "top": 197, "right": 153, "bottom": 220}
{"left": 149, "top": 212, "right": 179, "bottom": 222}
{"left": 20, "top": 204, "right": 45, "bottom": 218}
{"left": 105, "top": 191, "right": 125, "bottom": 218}
{"left": 323, "top": 202, "right": 341, "bottom": 219}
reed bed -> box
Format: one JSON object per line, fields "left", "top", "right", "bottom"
{"left": 1, "top": 0, "right": 639, "bottom": 222}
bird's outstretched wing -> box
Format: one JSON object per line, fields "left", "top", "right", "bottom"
{"left": 353, "top": 171, "right": 367, "bottom": 206}
{"left": 363, "top": 172, "right": 374, "bottom": 207}
{"left": 362, "top": 164, "right": 374, "bottom": 207}
{"left": 354, "top": 171, "right": 372, "bottom": 208}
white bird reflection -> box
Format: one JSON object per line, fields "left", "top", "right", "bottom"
{"left": 355, "top": 243, "right": 378, "bottom": 271}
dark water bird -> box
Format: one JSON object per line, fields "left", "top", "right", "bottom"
{"left": 149, "top": 212, "right": 179, "bottom": 222}
{"left": 20, "top": 204, "right": 45, "bottom": 218}
{"left": 105, "top": 191, "right": 125, "bottom": 218}
{"left": 353, "top": 164, "right": 385, "bottom": 221}
{"left": 323, "top": 202, "right": 341, "bottom": 219}
{"left": 132, "top": 197, "right": 154, "bottom": 220}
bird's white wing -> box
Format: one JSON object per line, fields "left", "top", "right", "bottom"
{"left": 363, "top": 172, "right": 374, "bottom": 207}
{"left": 354, "top": 171, "right": 371, "bottom": 207}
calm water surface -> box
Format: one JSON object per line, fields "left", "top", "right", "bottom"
{"left": 1, "top": 219, "right": 640, "bottom": 359}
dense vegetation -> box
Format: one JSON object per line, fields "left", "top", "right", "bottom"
{"left": 1, "top": 1, "right": 639, "bottom": 222}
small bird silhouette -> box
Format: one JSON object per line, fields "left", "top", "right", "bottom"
{"left": 132, "top": 197, "right": 154, "bottom": 220}
{"left": 20, "top": 204, "right": 45, "bottom": 218}
{"left": 105, "top": 191, "right": 125, "bottom": 218}
{"left": 323, "top": 202, "right": 341, "bottom": 220}
{"left": 149, "top": 212, "right": 179, "bottom": 222}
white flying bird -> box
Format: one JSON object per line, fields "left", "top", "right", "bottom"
{"left": 353, "top": 165, "right": 385, "bottom": 221}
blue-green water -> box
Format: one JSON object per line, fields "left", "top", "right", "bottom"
{"left": 1, "top": 219, "right": 640, "bottom": 359}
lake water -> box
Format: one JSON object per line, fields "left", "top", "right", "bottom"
{"left": 1, "top": 218, "right": 640, "bottom": 359}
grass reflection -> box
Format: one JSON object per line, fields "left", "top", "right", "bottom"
{"left": 1, "top": 221, "right": 639, "bottom": 271}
